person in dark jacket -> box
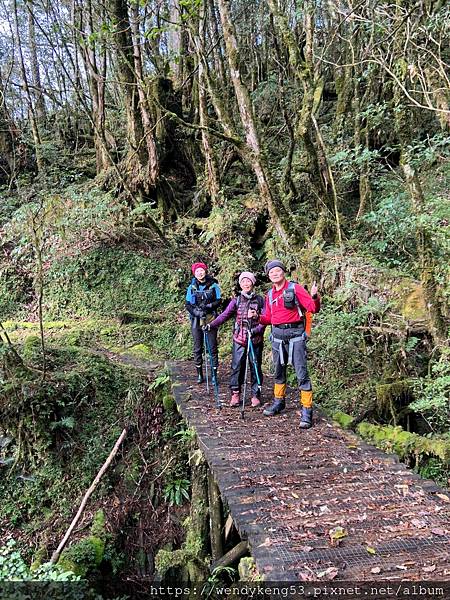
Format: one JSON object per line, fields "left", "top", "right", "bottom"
{"left": 185, "top": 262, "right": 221, "bottom": 383}
{"left": 206, "top": 272, "right": 265, "bottom": 408}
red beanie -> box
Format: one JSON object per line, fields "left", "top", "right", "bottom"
{"left": 191, "top": 262, "right": 207, "bottom": 274}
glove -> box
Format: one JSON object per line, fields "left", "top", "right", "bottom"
{"left": 192, "top": 307, "right": 205, "bottom": 318}
{"left": 202, "top": 324, "right": 211, "bottom": 331}
{"left": 205, "top": 303, "right": 213, "bottom": 309}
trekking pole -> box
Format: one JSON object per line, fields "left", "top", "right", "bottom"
{"left": 248, "top": 335, "right": 262, "bottom": 397}
{"left": 204, "top": 329, "right": 221, "bottom": 410}
{"left": 202, "top": 321, "right": 210, "bottom": 394}
{"left": 241, "top": 332, "right": 251, "bottom": 421}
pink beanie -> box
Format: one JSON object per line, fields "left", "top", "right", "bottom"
{"left": 191, "top": 262, "right": 207, "bottom": 274}
{"left": 239, "top": 271, "right": 256, "bottom": 285}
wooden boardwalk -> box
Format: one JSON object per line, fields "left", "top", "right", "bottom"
{"left": 169, "top": 362, "right": 450, "bottom": 582}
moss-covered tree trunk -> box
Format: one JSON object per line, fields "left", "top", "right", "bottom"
{"left": 267, "top": 0, "right": 342, "bottom": 246}
{"left": 216, "top": 0, "right": 293, "bottom": 247}
{"left": 393, "top": 0, "right": 447, "bottom": 344}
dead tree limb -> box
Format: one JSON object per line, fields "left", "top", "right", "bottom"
{"left": 50, "top": 427, "right": 127, "bottom": 564}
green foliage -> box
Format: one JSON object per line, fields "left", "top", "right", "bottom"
{"left": 309, "top": 298, "right": 383, "bottom": 411}
{"left": 148, "top": 373, "right": 171, "bottom": 391}
{"left": 418, "top": 457, "right": 450, "bottom": 488}
{"left": 163, "top": 478, "right": 190, "bottom": 506}
{"left": 173, "top": 427, "right": 196, "bottom": 443}
{"left": 0, "top": 345, "right": 141, "bottom": 522}
{"left": 196, "top": 198, "right": 259, "bottom": 295}
{"left": 0, "top": 539, "right": 80, "bottom": 581}
{"left": 409, "top": 348, "right": 450, "bottom": 432}
{"left": 361, "top": 186, "right": 417, "bottom": 269}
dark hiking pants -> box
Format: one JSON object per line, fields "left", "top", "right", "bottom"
{"left": 271, "top": 325, "right": 311, "bottom": 391}
{"left": 230, "top": 340, "right": 263, "bottom": 398}
{"left": 192, "top": 324, "right": 218, "bottom": 368}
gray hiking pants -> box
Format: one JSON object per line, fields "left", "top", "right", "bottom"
{"left": 271, "top": 325, "right": 311, "bottom": 391}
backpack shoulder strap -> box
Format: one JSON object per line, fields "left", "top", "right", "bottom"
{"left": 288, "top": 281, "right": 303, "bottom": 319}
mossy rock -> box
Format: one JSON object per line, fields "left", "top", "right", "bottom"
{"left": 238, "top": 556, "right": 262, "bottom": 581}
{"left": 332, "top": 411, "right": 354, "bottom": 429}
{"left": 391, "top": 280, "right": 428, "bottom": 321}
{"left": 162, "top": 394, "right": 176, "bottom": 411}
{"left": 58, "top": 536, "right": 104, "bottom": 577}
{"left": 127, "top": 343, "right": 153, "bottom": 358}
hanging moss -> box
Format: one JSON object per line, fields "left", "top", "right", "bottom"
{"left": 376, "top": 379, "right": 412, "bottom": 424}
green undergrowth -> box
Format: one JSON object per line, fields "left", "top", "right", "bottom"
{"left": 4, "top": 316, "right": 192, "bottom": 361}
{"left": 0, "top": 341, "right": 193, "bottom": 590}
{"left": 44, "top": 247, "right": 180, "bottom": 319}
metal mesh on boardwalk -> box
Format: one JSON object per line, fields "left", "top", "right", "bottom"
{"left": 169, "top": 362, "right": 450, "bottom": 581}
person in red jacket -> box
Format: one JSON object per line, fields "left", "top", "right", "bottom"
{"left": 251, "top": 259, "right": 320, "bottom": 429}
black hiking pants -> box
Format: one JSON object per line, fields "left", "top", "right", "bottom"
{"left": 192, "top": 324, "right": 218, "bottom": 369}
{"left": 230, "top": 340, "right": 263, "bottom": 398}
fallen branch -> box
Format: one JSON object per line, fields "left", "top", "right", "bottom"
{"left": 50, "top": 427, "right": 127, "bottom": 564}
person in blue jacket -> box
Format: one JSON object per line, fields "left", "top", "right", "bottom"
{"left": 185, "top": 262, "right": 221, "bottom": 383}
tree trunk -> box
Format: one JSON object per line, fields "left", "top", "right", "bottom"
{"left": 27, "top": 2, "right": 46, "bottom": 122}
{"left": 110, "top": 0, "right": 145, "bottom": 162}
{"left": 130, "top": 2, "right": 159, "bottom": 187}
{"left": 216, "top": 0, "right": 292, "bottom": 246}
{"left": 0, "top": 72, "right": 17, "bottom": 182}
{"left": 13, "top": 0, "right": 43, "bottom": 171}
{"left": 393, "top": 0, "right": 446, "bottom": 344}
{"left": 79, "top": 0, "right": 111, "bottom": 174}
{"left": 267, "top": 0, "right": 341, "bottom": 244}
{"left": 195, "top": 4, "right": 220, "bottom": 203}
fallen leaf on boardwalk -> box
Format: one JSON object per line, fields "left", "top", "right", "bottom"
{"left": 292, "top": 492, "right": 299, "bottom": 499}
{"left": 347, "top": 445, "right": 358, "bottom": 449}
{"left": 431, "top": 527, "right": 446, "bottom": 536}
{"left": 329, "top": 526, "right": 348, "bottom": 546}
{"left": 298, "top": 570, "right": 315, "bottom": 581}
{"left": 396, "top": 565, "right": 408, "bottom": 570}
{"left": 258, "top": 537, "right": 272, "bottom": 548}
{"left": 317, "top": 567, "right": 338, "bottom": 579}
{"left": 423, "top": 565, "right": 436, "bottom": 573}
{"left": 411, "top": 518, "right": 427, "bottom": 528}
{"left": 371, "top": 567, "right": 382, "bottom": 574}
{"left": 366, "top": 546, "right": 377, "bottom": 555}
{"left": 436, "top": 493, "right": 450, "bottom": 503}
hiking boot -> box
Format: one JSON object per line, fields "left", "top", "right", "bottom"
{"left": 263, "top": 398, "right": 285, "bottom": 416}
{"left": 230, "top": 391, "right": 240, "bottom": 407}
{"left": 251, "top": 396, "right": 261, "bottom": 408}
{"left": 299, "top": 407, "right": 313, "bottom": 429}
{"left": 196, "top": 366, "right": 204, "bottom": 384}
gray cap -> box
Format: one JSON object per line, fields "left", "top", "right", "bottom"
{"left": 264, "top": 259, "right": 286, "bottom": 275}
